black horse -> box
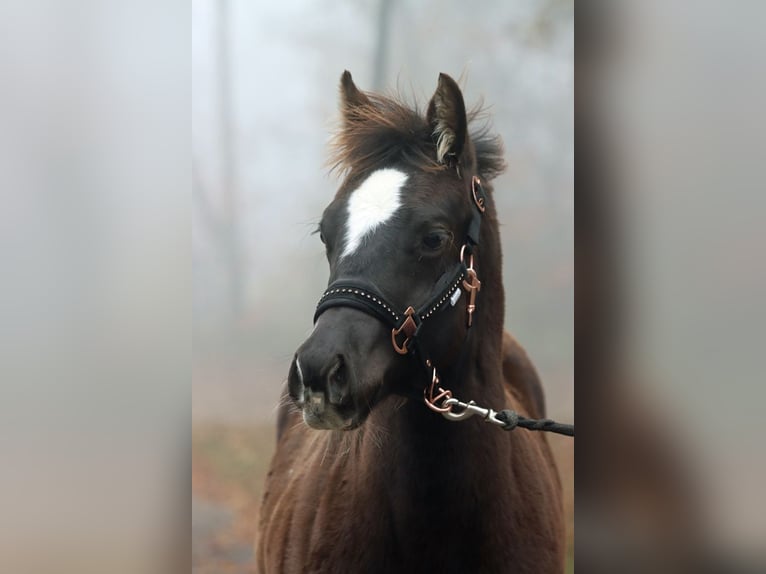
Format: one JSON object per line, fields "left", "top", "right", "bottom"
{"left": 256, "top": 71, "right": 564, "bottom": 573}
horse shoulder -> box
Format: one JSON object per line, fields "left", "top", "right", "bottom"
{"left": 501, "top": 330, "right": 547, "bottom": 419}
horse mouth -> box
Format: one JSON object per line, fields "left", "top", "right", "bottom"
{"left": 298, "top": 388, "right": 364, "bottom": 431}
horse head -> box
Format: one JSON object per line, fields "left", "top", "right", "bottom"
{"left": 288, "top": 71, "right": 505, "bottom": 430}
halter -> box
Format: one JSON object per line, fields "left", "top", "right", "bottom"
{"left": 313, "top": 175, "right": 487, "bottom": 409}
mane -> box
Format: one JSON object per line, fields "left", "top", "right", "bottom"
{"left": 329, "top": 91, "right": 507, "bottom": 181}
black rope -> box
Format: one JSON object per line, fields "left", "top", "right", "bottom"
{"left": 495, "top": 410, "right": 575, "bottom": 437}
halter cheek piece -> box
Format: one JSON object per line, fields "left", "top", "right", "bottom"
{"left": 313, "top": 176, "right": 487, "bottom": 405}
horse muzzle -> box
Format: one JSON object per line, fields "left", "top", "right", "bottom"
{"left": 288, "top": 351, "right": 357, "bottom": 430}
{"left": 288, "top": 308, "right": 396, "bottom": 430}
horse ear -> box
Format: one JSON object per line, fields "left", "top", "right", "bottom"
{"left": 340, "top": 70, "right": 372, "bottom": 121}
{"left": 427, "top": 73, "right": 468, "bottom": 166}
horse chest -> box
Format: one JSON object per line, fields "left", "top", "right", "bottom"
{"left": 259, "top": 429, "right": 536, "bottom": 573}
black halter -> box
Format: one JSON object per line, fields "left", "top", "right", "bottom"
{"left": 314, "top": 261, "right": 468, "bottom": 354}
{"left": 311, "top": 175, "right": 575, "bottom": 436}
{"left": 313, "top": 176, "right": 487, "bottom": 369}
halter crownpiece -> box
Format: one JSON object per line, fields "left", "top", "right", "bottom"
{"left": 466, "top": 176, "right": 486, "bottom": 247}
{"left": 471, "top": 175, "right": 486, "bottom": 213}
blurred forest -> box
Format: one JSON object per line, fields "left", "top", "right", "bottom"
{"left": 192, "top": 0, "right": 572, "bottom": 571}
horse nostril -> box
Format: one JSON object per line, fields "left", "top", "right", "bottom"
{"left": 327, "top": 355, "right": 349, "bottom": 405}
{"left": 296, "top": 350, "right": 351, "bottom": 406}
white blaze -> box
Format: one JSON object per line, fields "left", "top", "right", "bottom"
{"left": 341, "top": 168, "right": 407, "bottom": 258}
{"left": 295, "top": 357, "right": 304, "bottom": 385}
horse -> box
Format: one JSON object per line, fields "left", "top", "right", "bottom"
{"left": 255, "top": 71, "right": 565, "bottom": 573}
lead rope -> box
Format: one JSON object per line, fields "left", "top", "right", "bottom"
{"left": 424, "top": 357, "right": 575, "bottom": 437}
{"left": 423, "top": 363, "right": 575, "bottom": 437}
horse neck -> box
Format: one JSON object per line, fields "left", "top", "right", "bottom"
{"left": 366, "top": 249, "right": 508, "bottom": 480}
{"left": 357, "top": 333, "right": 510, "bottom": 553}
{"left": 441, "top": 216, "right": 506, "bottom": 404}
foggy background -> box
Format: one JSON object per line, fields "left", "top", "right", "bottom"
{"left": 3, "top": 0, "right": 765, "bottom": 572}
{"left": 192, "top": 0, "right": 574, "bottom": 424}
{"left": 191, "top": 1, "right": 573, "bottom": 569}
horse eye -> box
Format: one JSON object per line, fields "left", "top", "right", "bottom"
{"left": 422, "top": 231, "right": 448, "bottom": 251}
{"left": 319, "top": 231, "right": 326, "bottom": 245}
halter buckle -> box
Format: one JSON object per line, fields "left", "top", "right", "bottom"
{"left": 471, "top": 176, "right": 486, "bottom": 213}
{"left": 391, "top": 306, "right": 419, "bottom": 355}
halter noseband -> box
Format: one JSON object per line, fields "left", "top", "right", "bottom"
{"left": 313, "top": 176, "right": 487, "bottom": 395}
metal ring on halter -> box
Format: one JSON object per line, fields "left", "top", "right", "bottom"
{"left": 459, "top": 244, "right": 474, "bottom": 270}
{"left": 423, "top": 366, "right": 453, "bottom": 413}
